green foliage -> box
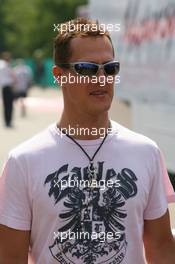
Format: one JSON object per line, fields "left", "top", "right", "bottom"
{"left": 0, "top": 0, "right": 88, "bottom": 57}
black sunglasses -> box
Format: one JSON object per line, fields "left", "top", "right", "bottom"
{"left": 57, "top": 61, "right": 120, "bottom": 76}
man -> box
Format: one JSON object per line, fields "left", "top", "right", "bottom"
{"left": 0, "top": 17, "right": 175, "bottom": 264}
{"left": 0, "top": 52, "right": 15, "bottom": 127}
{"left": 13, "top": 59, "right": 33, "bottom": 117}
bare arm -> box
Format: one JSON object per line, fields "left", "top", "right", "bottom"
{"left": 0, "top": 224, "right": 30, "bottom": 264}
{"left": 143, "top": 209, "right": 175, "bottom": 264}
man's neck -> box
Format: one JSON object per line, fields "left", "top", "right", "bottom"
{"left": 57, "top": 112, "right": 111, "bottom": 140}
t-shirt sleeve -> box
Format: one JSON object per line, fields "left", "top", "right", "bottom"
{"left": 0, "top": 153, "right": 31, "bottom": 230}
{"left": 144, "top": 146, "right": 169, "bottom": 220}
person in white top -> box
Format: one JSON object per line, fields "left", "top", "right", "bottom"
{"left": 0, "top": 52, "right": 15, "bottom": 127}
{"left": 13, "top": 59, "right": 33, "bottom": 117}
{"left": 0, "top": 18, "right": 175, "bottom": 264}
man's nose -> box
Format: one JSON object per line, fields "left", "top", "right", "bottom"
{"left": 96, "top": 67, "right": 107, "bottom": 86}
{"left": 97, "top": 67, "right": 105, "bottom": 76}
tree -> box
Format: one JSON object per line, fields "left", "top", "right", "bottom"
{"left": 1, "top": 0, "right": 88, "bottom": 57}
{"left": 0, "top": 0, "right": 7, "bottom": 52}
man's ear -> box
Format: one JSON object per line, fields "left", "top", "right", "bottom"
{"left": 52, "top": 65, "right": 63, "bottom": 84}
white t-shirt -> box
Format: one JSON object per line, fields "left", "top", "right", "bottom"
{"left": 13, "top": 64, "right": 32, "bottom": 92}
{"left": 0, "top": 121, "right": 171, "bottom": 264}
{"left": 0, "top": 60, "right": 14, "bottom": 87}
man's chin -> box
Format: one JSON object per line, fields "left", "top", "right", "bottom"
{"left": 87, "top": 103, "right": 112, "bottom": 116}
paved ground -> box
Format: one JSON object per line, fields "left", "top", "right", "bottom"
{"left": 0, "top": 86, "right": 62, "bottom": 169}
{"left": 0, "top": 86, "right": 174, "bottom": 233}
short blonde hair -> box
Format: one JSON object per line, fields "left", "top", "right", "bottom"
{"left": 54, "top": 17, "right": 114, "bottom": 65}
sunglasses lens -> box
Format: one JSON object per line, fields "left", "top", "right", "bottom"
{"left": 104, "top": 62, "right": 120, "bottom": 75}
{"left": 74, "top": 63, "right": 98, "bottom": 76}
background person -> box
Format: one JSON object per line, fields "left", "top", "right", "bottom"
{"left": 0, "top": 52, "right": 15, "bottom": 127}
{"left": 33, "top": 49, "right": 45, "bottom": 87}
{"left": 13, "top": 59, "right": 33, "bottom": 117}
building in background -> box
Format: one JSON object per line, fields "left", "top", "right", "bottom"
{"left": 89, "top": 0, "right": 175, "bottom": 176}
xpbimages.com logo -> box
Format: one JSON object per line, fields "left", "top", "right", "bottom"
{"left": 54, "top": 73, "right": 120, "bottom": 87}
{"left": 53, "top": 230, "right": 122, "bottom": 243}
{"left": 56, "top": 124, "right": 117, "bottom": 139}
{"left": 54, "top": 178, "right": 121, "bottom": 191}
{"left": 53, "top": 22, "right": 121, "bottom": 34}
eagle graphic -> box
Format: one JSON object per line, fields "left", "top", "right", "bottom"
{"left": 44, "top": 164, "right": 138, "bottom": 264}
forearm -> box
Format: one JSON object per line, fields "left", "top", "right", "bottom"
{"left": 145, "top": 239, "right": 175, "bottom": 264}
{"left": 0, "top": 249, "right": 28, "bottom": 264}
{"left": 0, "top": 224, "right": 30, "bottom": 264}
{"left": 0, "top": 256, "right": 28, "bottom": 264}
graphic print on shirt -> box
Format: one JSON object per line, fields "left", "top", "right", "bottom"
{"left": 44, "top": 161, "right": 138, "bottom": 264}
